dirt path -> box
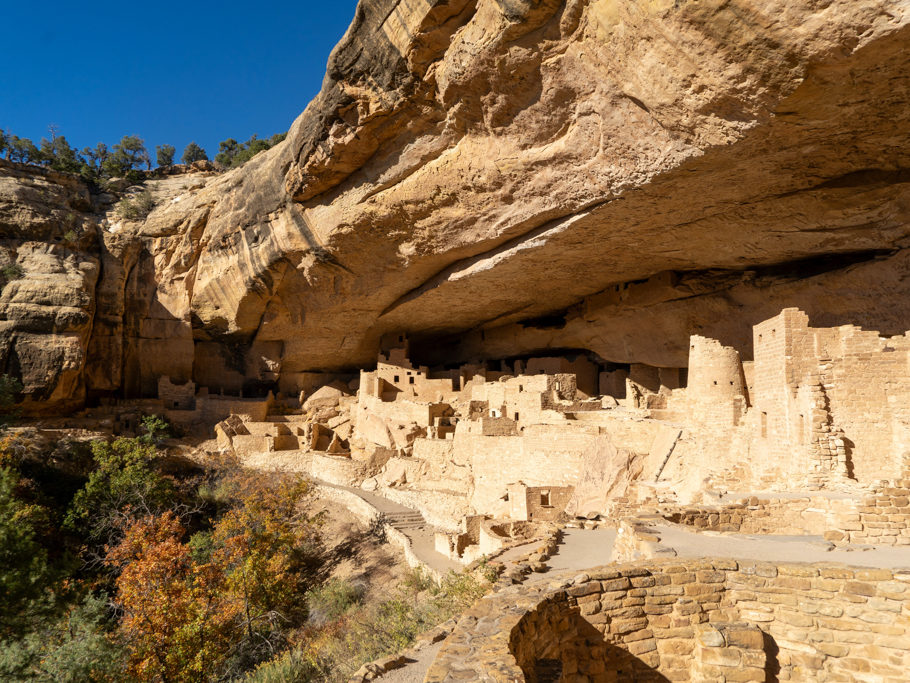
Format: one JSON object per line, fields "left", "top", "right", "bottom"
{"left": 546, "top": 528, "right": 618, "bottom": 572}
{"left": 302, "top": 496, "right": 410, "bottom": 604}
{"left": 317, "top": 480, "right": 463, "bottom": 576}
{"left": 374, "top": 641, "right": 444, "bottom": 683}
{"left": 653, "top": 524, "right": 910, "bottom": 568}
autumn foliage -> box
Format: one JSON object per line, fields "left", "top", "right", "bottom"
{"left": 105, "top": 470, "right": 322, "bottom": 681}
{"left": 0, "top": 409, "right": 486, "bottom": 683}
{"left": 107, "top": 512, "right": 237, "bottom": 682}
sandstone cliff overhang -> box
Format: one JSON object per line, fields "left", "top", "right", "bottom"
{"left": 3, "top": 0, "right": 910, "bottom": 407}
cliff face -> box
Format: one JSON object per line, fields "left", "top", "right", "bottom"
{"left": 0, "top": 161, "right": 100, "bottom": 411}
{"left": 4, "top": 0, "right": 910, "bottom": 409}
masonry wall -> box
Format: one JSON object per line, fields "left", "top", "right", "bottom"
{"left": 525, "top": 355, "right": 598, "bottom": 397}
{"left": 507, "top": 484, "right": 575, "bottom": 521}
{"left": 599, "top": 369, "right": 629, "bottom": 399}
{"left": 469, "top": 374, "right": 573, "bottom": 424}
{"left": 157, "top": 377, "right": 196, "bottom": 410}
{"left": 687, "top": 335, "right": 746, "bottom": 429}
{"left": 191, "top": 395, "right": 271, "bottom": 425}
{"left": 463, "top": 424, "right": 604, "bottom": 516}
{"left": 840, "top": 479, "right": 910, "bottom": 545}
{"left": 825, "top": 329, "right": 910, "bottom": 482}
{"left": 357, "top": 393, "right": 450, "bottom": 429}
{"left": 749, "top": 309, "right": 808, "bottom": 487}
{"left": 749, "top": 309, "right": 910, "bottom": 488}
{"left": 427, "top": 560, "right": 910, "bottom": 683}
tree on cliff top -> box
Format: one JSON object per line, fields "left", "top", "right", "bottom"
{"left": 215, "top": 132, "right": 286, "bottom": 169}
{"left": 38, "top": 136, "right": 81, "bottom": 174}
{"left": 155, "top": 144, "right": 175, "bottom": 168}
{"left": 102, "top": 135, "right": 150, "bottom": 179}
{"left": 80, "top": 142, "right": 109, "bottom": 176}
{"left": 6, "top": 136, "right": 39, "bottom": 164}
{"left": 214, "top": 138, "right": 241, "bottom": 167}
{"left": 181, "top": 141, "right": 208, "bottom": 165}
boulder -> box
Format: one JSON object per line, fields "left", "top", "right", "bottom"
{"left": 379, "top": 458, "right": 408, "bottom": 487}
{"left": 302, "top": 382, "right": 348, "bottom": 411}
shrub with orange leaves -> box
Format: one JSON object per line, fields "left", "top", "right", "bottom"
{"left": 215, "top": 477, "right": 318, "bottom": 611}
{"left": 108, "top": 470, "right": 323, "bottom": 681}
{"left": 107, "top": 512, "right": 239, "bottom": 682}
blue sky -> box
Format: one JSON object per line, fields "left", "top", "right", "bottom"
{"left": 0, "top": 1, "right": 360, "bottom": 160}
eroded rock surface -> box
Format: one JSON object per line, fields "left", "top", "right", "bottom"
{"left": 3, "top": 0, "right": 910, "bottom": 406}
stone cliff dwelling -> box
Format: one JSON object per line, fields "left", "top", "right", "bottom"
{"left": 191, "top": 310, "right": 909, "bottom": 533}
{"left": 73, "top": 306, "right": 907, "bottom": 679}
{"left": 94, "top": 307, "right": 909, "bottom": 573}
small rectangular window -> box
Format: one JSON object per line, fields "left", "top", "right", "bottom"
{"left": 540, "top": 491, "right": 551, "bottom": 507}
{"left": 394, "top": 375, "right": 400, "bottom": 383}
{"left": 409, "top": 376, "right": 415, "bottom": 384}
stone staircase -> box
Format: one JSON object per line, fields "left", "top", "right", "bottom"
{"left": 384, "top": 509, "right": 428, "bottom": 531}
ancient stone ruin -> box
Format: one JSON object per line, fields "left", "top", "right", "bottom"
{"left": 204, "top": 311, "right": 910, "bottom": 554}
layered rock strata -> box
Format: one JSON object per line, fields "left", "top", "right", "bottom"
{"left": 3, "top": 0, "right": 910, "bottom": 409}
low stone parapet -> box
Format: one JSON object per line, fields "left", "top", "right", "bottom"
{"left": 649, "top": 487, "right": 910, "bottom": 547}
{"left": 841, "top": 480, "right": 910, "bottom": 545}
{"left": 314, "top": 482, "right": 448, "bottom": 582}
{"left": 425, "top": 559, "right": 910, "bottom": 682}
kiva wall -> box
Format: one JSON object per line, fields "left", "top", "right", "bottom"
{"left": 427, "top": 560, "right": 910, "bottom": 683}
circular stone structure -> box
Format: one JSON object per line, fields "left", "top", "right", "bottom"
{"left": 425, "top": 559, "right": 910, "bottom": 682}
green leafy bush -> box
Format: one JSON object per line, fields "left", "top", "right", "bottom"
{"left": 248, "top": 568, "right": 490, "bottom": 683}
{"left": 139, "top": 414, "right": 169, "bottom": 445}
{"left": 0, "top": 593, "right": 125, "bottom": 682}
{"left": 306, "top": 578, "right": 365, "bottom": 627}
{"left": 64, "top": 437, "right": 174, "bottom": 544}
{"left": 215, "top": 133, "right": 286, "bottom": 168}
{"left": 0, "top": 466, "right": 55, "bottom": 637}
{"left": 116, "top": 190, "right": 155, "bottom": 220}
{"left": 1, "top": 263, "right": 23, "bottom": 282}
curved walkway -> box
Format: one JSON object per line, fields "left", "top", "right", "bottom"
{"left": 315, "top": 479, "right": 462, "bottom": 576}
{"left": 653, "top": 524, "right": 910, "bottom": 568}
{"left": 503, "top": 523, "right": 910, "bottom": 580}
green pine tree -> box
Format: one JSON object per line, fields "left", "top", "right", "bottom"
{"left": 155, "top": 144, "right": 175, "bottom": 167}
{"left": 181, "top": 141, "right": 208, "bottom": 164}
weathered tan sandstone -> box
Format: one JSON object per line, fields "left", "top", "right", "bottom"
{"left": 3, "top": 0, "right": 910, "bottom": 410}
{"left": 178, "top": 0, "right": 910, "bottom": 382}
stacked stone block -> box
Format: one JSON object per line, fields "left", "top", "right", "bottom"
{"left": 803, "top": 373, "right": 851, "bottom": 489}
{"left": 837, "top": 480, "right": 910, "bottom": 545}
{"left": 427, "top": 560, "right": 910, "bottom": 683}
{"left": 692, "top": 623, "right": 766, "bottom": 682}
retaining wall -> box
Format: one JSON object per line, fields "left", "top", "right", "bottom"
{"left": 656, "top": 484, "right": 910, "bottom": 546}
{"left": 425, "top": 559, "right": 910, "bottom": 682}
{"left": 315, "top": 484, "right": 444, "bottom": 581}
